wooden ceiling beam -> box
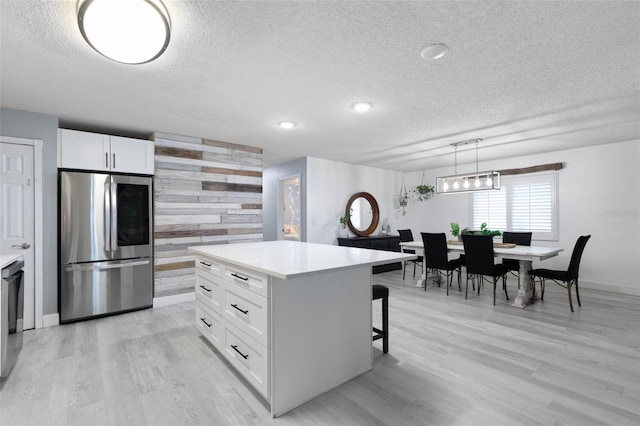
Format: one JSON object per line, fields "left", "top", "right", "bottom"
{"left": 497, "top": 162, "right": 563, "bottom": 176}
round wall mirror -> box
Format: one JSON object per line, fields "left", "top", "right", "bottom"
{"left": 346, "top": 192, "right": 380, "bottom": 237}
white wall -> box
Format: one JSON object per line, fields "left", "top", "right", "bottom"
{"left": 306, "top": 157, "right": 399, "bottom": 245}
{"left": 394, "top": 140, "right": 640, "bottom": 295}
{"left": 265, "top": 156, "right": 402, "bottom": 245}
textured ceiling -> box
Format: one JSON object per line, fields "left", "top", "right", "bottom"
{"left": 1, "top": 1, "right": 639, "bottom": 170}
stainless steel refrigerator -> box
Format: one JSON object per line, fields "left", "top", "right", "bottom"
{"left": 59, "top": 171, "right": 153, "bottom": 323}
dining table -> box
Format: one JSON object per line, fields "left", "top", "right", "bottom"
{"left": 400, "top": 240, "right": 563, "bottom": 308}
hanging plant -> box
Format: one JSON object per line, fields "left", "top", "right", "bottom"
{"left": 413, "top": 171, "right": 435, "bottom": 201}
{"left": 398, "top": 175, "right": 409, "bottom": 213}
{"left": 414, "top": 184, "right": 435, "bottom": 201}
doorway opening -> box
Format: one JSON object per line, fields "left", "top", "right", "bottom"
{"left": 278, "top": 174, "right": 302, "bottom": 241}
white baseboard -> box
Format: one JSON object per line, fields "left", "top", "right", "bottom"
{"left": 42, "top": 313, "right": 60, "bottom": 328}
{"left": 153, "top": 292, "right": 195, "bottom": 308}
{"left": 579, "top": 280, "right": 640, "bottom": 297}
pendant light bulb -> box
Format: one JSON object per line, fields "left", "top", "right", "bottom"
{"left": 435, "top": 139, "right": 500, "bottom": 194}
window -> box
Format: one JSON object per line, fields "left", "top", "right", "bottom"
{"left": 472, "top": 173, "right": 557, "bottom": 241}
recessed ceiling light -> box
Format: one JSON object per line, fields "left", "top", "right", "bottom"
{"left": 420, "top": 43, "right": 449, "bottom": 60}
{"left": 77, "top": 0, "right": 171, "bottom": 64}
{"left": 352, "top": 102, "right": 372, "bottom": 112}
{"left": 279, "top": 121, "right": 295, "bottom": 129}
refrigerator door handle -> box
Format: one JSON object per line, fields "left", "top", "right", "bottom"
{"left": 111, "top": 178, "right": 118, "bottom": 255}
{"left": 64, "top": 260, "right": 151, "bottom": 272}
{"left": 104, "top": 179, "right": 111, "bottom": 255}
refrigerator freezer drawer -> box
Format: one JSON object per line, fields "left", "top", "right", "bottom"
{"left": 60, "top": 259, "right": 153, "bottom": 323}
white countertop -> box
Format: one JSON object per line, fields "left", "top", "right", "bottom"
{"left": 189, "top": 240, "right": 416, "bottom": 279}
{"left": 1, "top": 254, "right": 24, "bottom": 269}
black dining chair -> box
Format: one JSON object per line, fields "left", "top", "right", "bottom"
{"left": 462, "top": 234, "right": 510, "bottom": 305}
{"left": 421, "top": 232, "right": 464, "bottom": 294}
{"left": 398, "top": 229, "right": 423, "bottom": 280}
{"left": 529, "top": 235, "right": 591, "bottom": 312}
{"left": 501, "top": 231, "right": 532, "bottom": 288}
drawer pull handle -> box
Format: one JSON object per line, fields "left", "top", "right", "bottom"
{"left": 231, "top": 345, "right": 249, "bottom": 359}
{"left": 231, "top": 303, "right": 248, "bottom": 315}
{"left": 199, "top": 285, "right": 212, "bottom": 292}
{"left": 231, "top": 273, "right": 249, "bottom": 281}
{"left": 200, "top": 317, "right": 212, "bottom": 327}
{"left": 200, "top": 261, "right": 212, "bottom": 267}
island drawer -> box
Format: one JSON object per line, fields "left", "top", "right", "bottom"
{"left": 195, "top": 268, "right": 223, "bottom": 314}
{"left": 223, "top": 264, "right": 268, "bottom": 298}
{"left": 224, "top": 322, "right": 269, "bottom": 398}
{"left": 195, "top": 300, "right": 223, "bottom": 351}
{"left": 223, "top": 282, "right": 269, "bottom": 347}
{"left": 195, "top": 257, "right": 223, "bottom": 277}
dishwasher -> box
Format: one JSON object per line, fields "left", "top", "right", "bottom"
{"left": 1, "top": 259, "right": 24, "bottom": 378}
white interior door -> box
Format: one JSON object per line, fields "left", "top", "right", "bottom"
{"left": 1, "top": 142, "right": 35, "bottom": 330}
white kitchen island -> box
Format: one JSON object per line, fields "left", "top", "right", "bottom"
{"left": 189, "top": 240, "right": 415, "bottom": 417}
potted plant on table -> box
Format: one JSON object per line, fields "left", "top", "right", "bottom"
{"left": 478, "top": 222, "right": 502, "bottom": 238}
{"left": 450, "top": 222, "right": 468, "bottom": 241}
{"left": 338, "top": 210, "right": 352, "bottom": 238}
{"left": 451, "top": 222, "right": 502, "bottom": 240}
{"left": 450, "top": 222, "right": 461, "bottom": 238}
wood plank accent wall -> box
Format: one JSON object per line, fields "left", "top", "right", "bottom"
{"left": 153, "top": 132, "right": 263, "bottom": 298}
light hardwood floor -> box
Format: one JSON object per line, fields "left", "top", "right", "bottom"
{"left": 1, "top": 271, "right": 639, "bottom": 425}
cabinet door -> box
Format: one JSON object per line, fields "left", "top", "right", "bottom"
{"left": 370, "top": 238, "right": 389, "bottom": 250}
{"left": 58, "top": 129, "right": 110, "bottom": 171}
{"left": 110, "top": 136, "right": 154, "bottom": 175}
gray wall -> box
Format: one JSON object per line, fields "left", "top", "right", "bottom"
{"left": 263, "top": 157, "right": 307, "bottom": 241}
{"left": 0, "top": 107, "right": 58, "bottom": 315}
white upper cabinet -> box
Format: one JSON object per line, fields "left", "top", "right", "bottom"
{"left": 58, "top": 129, "right": 154, "bottom": 175}
{"left": 109, "top": 135, "right": 154, "bottom": 174}
{"left": 58, "top": 129, "right": 110, "bottom": 171}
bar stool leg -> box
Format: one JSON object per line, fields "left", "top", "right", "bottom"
{"left": 382, "top": 294, "right": 388, "bottom": 353}
{"left": 372, "top": 284, "right": 389, "bottom": 354}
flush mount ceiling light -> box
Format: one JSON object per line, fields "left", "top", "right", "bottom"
{"left": 352, "top": 102, "right": 372, "bottom": 112}
{"left": 436, "top": 139, "right": 500, "bottom": 194}
{"left": 420, "top": 43, "right": 449, "bottom": 60}
{"left": 279, "top": 121, "right": 296, "bottom": 129}
{"left": 77, "top": 0, "right": 171, "bottom": 64}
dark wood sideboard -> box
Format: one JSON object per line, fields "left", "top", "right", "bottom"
{"left": 337, "top": 235, "right": 403, "bottom": 274}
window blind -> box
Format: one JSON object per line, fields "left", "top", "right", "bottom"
{"left": 472, "top": 189, "right": 507, "bottom": 231}
{"left": 511, "top": 182, "right": 553, "bottom": 233}
{"left": 471, "top": 173, "right": 557, "bottom": 241}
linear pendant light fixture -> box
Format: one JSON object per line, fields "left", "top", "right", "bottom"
{"left": 436, "top": 139, "right": 500, "bottom": 194}
{"left": 77, "top": 0, "right": 171, "bottom": 64}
